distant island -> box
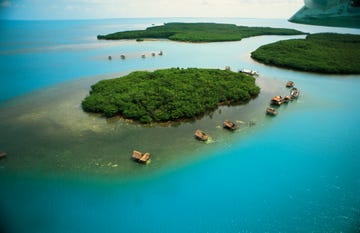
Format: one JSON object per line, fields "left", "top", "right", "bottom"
{"left": 97, "top": 22, "right": 306, "bottom": 42}
{"left": 251, "top": 33, "right": 360, "bottom": 74}
{"left": 82, "top": 68, "right": 260, "bottom": 123}
{"left": 289, "top": 0, "right": 360, "bottom": 29}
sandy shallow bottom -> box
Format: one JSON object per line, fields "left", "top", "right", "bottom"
{"left": 0, "top": 71, "right": 289, "bottom": 180}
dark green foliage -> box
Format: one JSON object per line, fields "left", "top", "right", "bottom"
{"left": 289, "top": 16, "right": 360, "bottom": 29}
{"left": 82, "top": 68, "right": 260, "bottom": 123}
{"left": 251, "top": 33, "right": 360, "bottom": 74}
{"left": 306, "top": 33, "right": 360, "bottom": 43}
{"left": 97, "top": 22, "right": 305, "bottom": 42}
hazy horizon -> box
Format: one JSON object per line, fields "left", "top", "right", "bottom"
{"left": 0, "top": 0, "right": 303, "bottom": 20}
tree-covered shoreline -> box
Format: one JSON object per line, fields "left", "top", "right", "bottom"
{"left": 97, "top": 22, "right": 306, "bottom": 43}
{"left": 82, "top": 68, "right": 260, "bottom": 123}
{"left": 251, "top": 33, "right": 360, "bottom": 74}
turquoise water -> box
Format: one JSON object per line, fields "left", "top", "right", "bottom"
{"left": 0, "top": 18, "right": 360, "bottom": 233}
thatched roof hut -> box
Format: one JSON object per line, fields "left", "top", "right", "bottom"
{"left": 266, "top": 107, "right": 277, "bottom": 116}
{"left": 271, "top": 96, "right": 283, "bottom": 106}
{"left": 223, "top": 120, "right": 238, "bottom": 130}
{"left": 286, "top": 81, "right": 294, "bottom": 88}
{"left": 194, "top": 129, "right": 209, "bottom": 141}
{"left": 132, "top": 150, "right": 150, "bottom": 164}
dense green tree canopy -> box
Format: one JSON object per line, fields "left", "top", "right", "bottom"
{"left": 251, "top": 33, "right": 360, "bottom": 74}
{"left": 97, "top": 22, "right": 305, "bottom": 42}
{"left": 82, "top": 68, "right": 260, "bottom": 123}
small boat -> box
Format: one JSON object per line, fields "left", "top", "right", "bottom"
{"left": 120, "top": 54, "right": 126, "bottom": 59}
{"left": 158, "top": 51, "right": 163, "bottom": 56}
{"left": 132, "top": 150, "right": 150, "bottom": 164}
{"left": 286, "top": 81, "right": 294, "bottom": 88}
{"left": 194, "top": 129, "right": 209, "bottom": 141}
{"left": 266, "top": 107, "right": 277, "bottom": 116}
{"left": 270, "top": 96, "right": 283, "bottom": 106}
{"left": 108, "top": 55, "right": 112, "bottom": 60}
{"left": 290, "top": 88, "right": 300, "bottom": 99}
{"left": 223, "top": 120, "right": 238, "bottom": 131}
{"left": 0, "top": 151, "right": 7, "bottom": 159}
{"left": 141, "top": 54, "right": 146, "bottom": 58}
{"left": 239, "top": 68, "right": 258, "bottom": 76}
{"left": 282, "top": 95, "right": 292, "bottom": 103}
{"left": 151, "top": 52, "right": 156, "bottom": 57}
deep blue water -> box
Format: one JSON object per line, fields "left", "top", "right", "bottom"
{"left": 0, "top": 18, "right": 360, "bottom": 233}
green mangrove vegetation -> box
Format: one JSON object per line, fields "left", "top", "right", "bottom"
{"left": 82, "top": 68, "right": 260, "bottom": 123}
{"left": 97, "top": 22, "right": 305, "bottom": 42}
{"left": 251, "top": 33, "right": 360, "bottom": 74}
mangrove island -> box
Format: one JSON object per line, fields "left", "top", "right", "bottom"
{"left": 82, "top": 68, "right": 260, "bottom": 123}
{"left": 251, "top": 33, "right": 360, "bottom": 74}
{"left": 97, "top": 22, "right": 305, "bottom": 43}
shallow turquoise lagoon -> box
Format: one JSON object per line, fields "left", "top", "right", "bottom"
{"left": 0, "top": 18, "right": 359, "bottom": 233}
